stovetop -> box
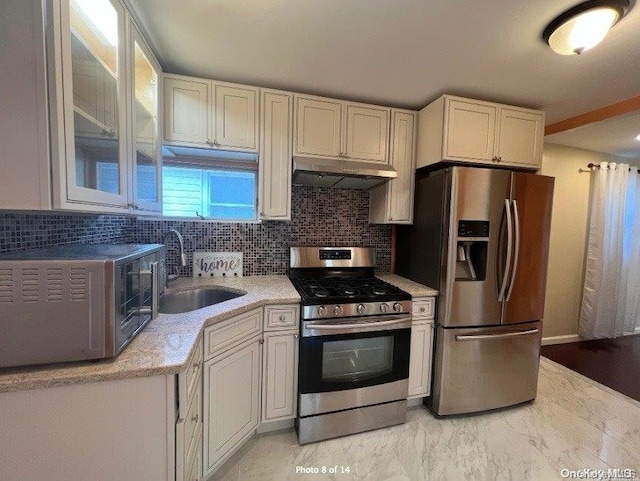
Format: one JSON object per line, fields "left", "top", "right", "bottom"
{"left": 290, "top": 276, "right": 411, "bottom": 305}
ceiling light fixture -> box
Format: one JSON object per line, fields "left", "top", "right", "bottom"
{"left": 636, "top": 134, "right": 640, "bottom": 141}
{"left": 543, "top": 0, "right": 630, "bottom": 55}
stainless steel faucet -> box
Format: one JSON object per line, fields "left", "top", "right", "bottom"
{"left": 163, "top": 229, "right": 187, "bottom": 282}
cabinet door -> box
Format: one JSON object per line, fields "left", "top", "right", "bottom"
{"left": 213, "top": 83, "right": 258, "bottom": 151}
{"left": 259, "top": 91, "right": 292, "bottom": 220}
{"left": 345, "top": 104, "right": 389, "bottom": 163}
{"left": 164, "top": 76, "right": 209, "bottom": 145}
{"left": 495, "top": 108, "right": 544, "bottom": 168}
{"left": 387, "top": 110, "right": 415, "bottom": 223}
{"left": 203, "top": 339, "right": 261, "bottom": 477}
{"left": 408, "top": 322, "right": 434, "bottom": 398}
{"left": 61, "top": 0, "right": 128, "bottom": 208}
{"left": 262, "top": 332, "right": 298, "bottom": 422}
{"left": 294, "top": 96, "right": 342, "bottom": 157}
{"left": 129, "top": 23, "right": 162, "bottom": 214}
{"left": 444, "top": 98, "right": 496, "bottom": 163}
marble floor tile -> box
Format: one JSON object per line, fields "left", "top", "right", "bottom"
{"left": 209, "top": 358, "right": 640, "bottom": 481}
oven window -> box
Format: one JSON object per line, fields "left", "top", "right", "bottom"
{"left": 322, "top": 336, "right": 394, "bottom": 383}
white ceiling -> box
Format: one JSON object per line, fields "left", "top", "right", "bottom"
{"left": 545, "top": 111, "right": 640, "bottom": 159}
{"left": 129, "top": 0, "right": 640, "bottom": 125}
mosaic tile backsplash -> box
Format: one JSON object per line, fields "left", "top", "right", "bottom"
{"left": 0, "top": 186, "right": 392, "bottom": 275}
{"left": 132, "top": 185, "right": 393, "bottom": 276}
{"left": 0, "top": 213, "right": 132, "bottom": 252}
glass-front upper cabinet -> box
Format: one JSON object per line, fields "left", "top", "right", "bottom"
{"left": 61, "top": 0, "right": 128, "bottom": 208}
{"left": 129, "top": 23, "right": 162, "bottom": 213}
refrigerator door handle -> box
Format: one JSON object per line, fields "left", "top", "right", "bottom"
{"left": 506, "top": 199, "right": 520, "bottom": 301}
{"left": 455, "top": 329, "right": 539, "bottom": 341}
{"left": 497, "top": 199, "right": 512, "bottom": 301}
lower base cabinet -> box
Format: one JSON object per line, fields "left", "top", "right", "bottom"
{"left": 262, "top": 331, "right": 298, "bottom": 422}
{"left": 203, "top": 335, "right": 262, "bottom": 478}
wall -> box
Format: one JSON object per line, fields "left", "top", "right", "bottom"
{"left": 539, "top": 144, "right": 640, "bottom": 340}
{"left": 0, "top": 186, "right": 392, "bottom": 274}
{"left": 0, "top": 213, "right": 132, "bottom": 253}
{"left": 131, "top": 185, "right": 393, "bottom": 276}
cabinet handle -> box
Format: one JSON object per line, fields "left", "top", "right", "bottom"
{"left": 419, "top": 307, "right": 426, "bottom": 313}
{"left": 498, "top": 156, "right": 502, "bottom": 162}
{"left": 213, "top": 140, "right": 219, "bottom": 146}
{"left": 259, "top": 338, "right": 265, "bottom": 345}
{"left": 191, "top": 413, "right": 199, "bottom": 423}
{"left": 192, "top": 361, "right": 200, "bottom": 370}
{"left": 279, "top": 315, "right": 286, "bottom": 321}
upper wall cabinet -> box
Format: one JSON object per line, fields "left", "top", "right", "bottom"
{"left": 416, "top": 95, "right": 545, "bottom": 170}
{"left": 369, "top": 109, "right": 417, "bottom": 224}
{"left": 259, "top": 90, "right": 293, "bottom": 220}
{"left": 164, "top": 74, "right": 259, "bottom": 152}
{"left": 294, "top": 94, "right": 390, "bottom": 164}
{"left": 0, "top": 0, "right": 162, "bottom": 214}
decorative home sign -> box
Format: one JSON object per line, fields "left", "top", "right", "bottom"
{"left": 193, "top": 252, "right": 243, "bottom": 277}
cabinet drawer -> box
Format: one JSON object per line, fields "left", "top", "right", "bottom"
{"left": 204, "top": 308, "right": 263, "bottom": 360}
{"left": 265, "top": 305, "right": 299, "bottom": 330}
{"left": 412, "top": 298, "right": 435, "bottom": 319}
{"left": 178, "top": 339, "right": 203, "bottom": 419}
{"left": 176, "top": 384, "right": 202, "bottom": 480}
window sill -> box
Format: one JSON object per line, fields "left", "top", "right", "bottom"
{"left": 135, "top": 215, "right": 262, "bottom": 224}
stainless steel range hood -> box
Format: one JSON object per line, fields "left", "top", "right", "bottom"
{"left": 292, "top": 156, "right": 397, "bottom": 190}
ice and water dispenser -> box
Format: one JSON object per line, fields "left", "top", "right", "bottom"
{"left": 455, "top": 220, "right": 489, "bottom": 281}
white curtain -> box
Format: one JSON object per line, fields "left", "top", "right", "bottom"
{"left": 579, "top": 162, "right": 640, "bottom": 338}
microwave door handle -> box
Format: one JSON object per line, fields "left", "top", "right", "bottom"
{"left": 151, "top": 261, "right": 159, "bottom": 318}
{"left": 506, "top": 200, "right": 520, "bottom": 301}
{"left": 497, "top": 199, "right": 513, "bottom": 302}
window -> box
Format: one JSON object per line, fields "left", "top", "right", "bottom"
{"left": 160, "top": 147, "right": 258, "bottom": 220}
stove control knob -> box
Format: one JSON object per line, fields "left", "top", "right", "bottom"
{"left": 356, "top": 304, "right": 366, "bottom": 315}
{"left": 380, "top": 303, "right": 390, "bottom": 313}
{"left": 317, "top": 305, "right": 327, "bottom": 317}
{"left": 333, "top": 305, "right": 344, "bottom": 316}
{"left": 393, "top": 302, "right": 403, "bottom": 312}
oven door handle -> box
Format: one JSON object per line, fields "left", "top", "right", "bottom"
{"left": 302, "top": 316, "right": 412, "bottom": 337}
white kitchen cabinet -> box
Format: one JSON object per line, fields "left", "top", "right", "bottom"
{"left": 408, "top": 296, "right": 436, "bottom": 399}
{"left": 203, "top": 336, "right": 262, "bottom": 478}
{"left": 262, "top": 331, "right": 298, "bottom": 422}
{"left": 294, "top": 94, "right": 390, "bottom": 164}
{"left": 163, "top": 76, "right": 209, "bottom": 145}
{"left": 417, "top": 95, "right": 544, "bottom": 170}
{"left": 345, "top": 104, "right": 389, "bottom": 163}
{"left": 262, "top": 304, "right": 299, "bottom": 425}
{"left": 176, "top": 339, "right": 203, "bottom": 481}
{"left": 0, "top": 376, "right": 174, "bottom": 481}
{"left": 259, "top": 90, "right": 293, "bottom": 220}
{"left": 369, "top": 109, "right": 417, "bottom": 224}
{"left": 408, "top": 321, "right": 434, "bottom": 398}
{"left": 0, "top": 0, "right": 162, "bottom": 214}
{"left": 164, "top": 74, "right": 259, "bottom": 152}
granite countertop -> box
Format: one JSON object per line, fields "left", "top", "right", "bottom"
{"left": 378, "top": 274, "right": 438, "bottom": 297}
{"left": 0, "top": 275, "right": 299, "bottom": 394}
{"left": 0, "top": 273, "right": 436, "bottom": 394}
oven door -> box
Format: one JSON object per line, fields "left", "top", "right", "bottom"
{"left": 298, "top": 315, "right": 411, "bottom": 417}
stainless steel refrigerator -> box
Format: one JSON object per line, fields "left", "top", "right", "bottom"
{"left": 396, "top": 166, "right": 554, "bottom": 415}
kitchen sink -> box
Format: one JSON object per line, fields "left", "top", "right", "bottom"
{"left": 159, "top": 287, "right": 246, "bottom": 314}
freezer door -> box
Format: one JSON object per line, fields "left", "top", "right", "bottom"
{"left": 431, "top": 321, "right": 542, "bottom": 415}
{"left": 502, "top": 173, "right": 554, "bottom": 324}
{"left": 444, "top": 167, "right": 510, "bottom": 327}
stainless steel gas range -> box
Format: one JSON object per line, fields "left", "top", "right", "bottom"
{"left": 289, "top": 247, "right": 412, "bottom": 444}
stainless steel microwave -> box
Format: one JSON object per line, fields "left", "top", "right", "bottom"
{"left": 0, "top": 244, "right": 165, "bottom": 368}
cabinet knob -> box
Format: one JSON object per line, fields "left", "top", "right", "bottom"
{"left": 294, "top": 334, "right": 299, "bottom": 339}
{"left": 498, "top": 156, "right": 502, "bottom": 162}
{"left": 191, "top": 413, "right": 199, "bottom": 423}
{"left": 279, "top": 315, "right": 286, "bottom": 321}
{"left": 259, "top": 338, "right": 265, "bottom": 345}
{"left": 420, "top": 307, "right": 426, "bottom": 313}
{"left": 213, "top": 140, "right": 220, "bottom": 146}
{"left": 192, "top": 361, "right": 200, "bottom": 370}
